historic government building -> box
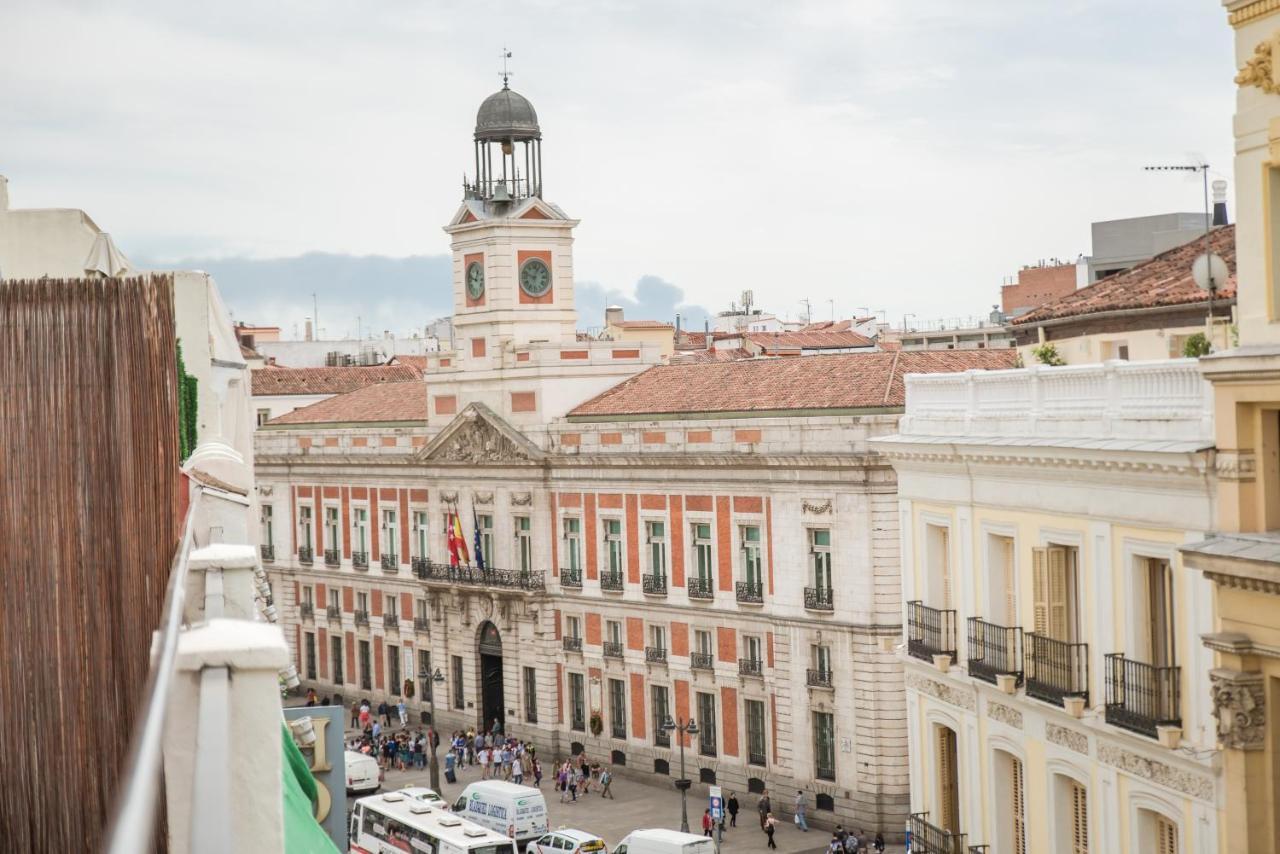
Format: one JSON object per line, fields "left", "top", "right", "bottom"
{"left": 256, "top": 78, "right": 1015, "bottom": 832}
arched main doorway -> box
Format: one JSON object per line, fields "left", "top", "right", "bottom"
{"left": 478, "top": 621, "right": 504, "bottom": 731}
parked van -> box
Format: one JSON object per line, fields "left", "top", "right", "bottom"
{"left": 452, "top": 781, "right": 549, "bottom": 844}
{"left": 344, "top": 749, "right": 381, "bottom": 795}
{"left": 613, "top": 829, "right": 716, "bottom": 854}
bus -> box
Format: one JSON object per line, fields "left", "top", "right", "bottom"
{"left": 350, "top": 791, "right": 519, "bottom": 854}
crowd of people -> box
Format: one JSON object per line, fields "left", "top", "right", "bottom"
{"left": 444, "top": 725, "right": 542, "bottom": 787}
{"left": 552, "top": 754, "right": 616, "bottom": 802}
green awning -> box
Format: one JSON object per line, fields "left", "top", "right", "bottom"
{"left": 281, "top": 724, "right": 341, "bottom": 854}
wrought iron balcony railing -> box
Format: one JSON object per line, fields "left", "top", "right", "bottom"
{"left": 739, "top": 658, "right": 763, "bottom": 677}
{"left": 563, "top": 636, "right": 583, "bottom": 653}
{"left": 561, "top": 567, "right": 583, "bottom": 589}
{"left": 908, "top": 812, "right": 968, "bottom": 854}
{"left": 411, "top": 556, "right": 428, "bottom": 574}
{"left": 260, "top": 544, "right": 275, "bottom": 562}
{"left": 1104, "top": 653, "right": 1180, "bottom": 738}
{"left": 645, "top": 646, "right": 668, "bottom": 664}
{"left": 383, "top": 613, "right": 399, "bottom": 630}
{"left": 603, "top": 641, "right": 624, "bottom": 659}
{"left": 380, "top": 553, "right": 398, "bottom": 572}
{"left": 736, "top": 581, "right": 763, "bottom": 604}
{"left": 806, "top": 668, "right": 833, "bottom": 689}
{"left": 354, "top": 609, "right": 369, "bottom": 628}
{"left": 687, "top": 577, "right": 714, "bottom": 600}
{"left": 412, "top": 561, "right": 546, "bottom": 592}
{"left": 413, "top": 616, "right": 430, "bottom": 632}
{"left": 907, "top": 600, "right": 958, "bottom": 662}
{"left": 804, "top": 586, "right": 834, "bottom": 611}
{"left": 600, "top": 572, "right": 624, "bottom": 592}
{"left": 1025, "top": 633, "right": 1089, "bottom": 707}
{"left": 642, "top": 573, "right": 667, "bottom": 595}
{"left": 690, "top": 652, "right": 714, "bottom": 671}
{"left": 297, "top": 546, "right": 313, "bottom": 565}
{"left": 966, "top": 617, "right": 1023, "bottom": 686}
{"left": 326, "top": 605, "right": 341, "bottom": 620}
{"left": 299, "top": 602, "right": 314, "bottom": 620}
{"left": 324, "top": 548, "right": 340, "bottom": 567}
{"left": 352, "top": 551, "right": 369, "bottom": 570}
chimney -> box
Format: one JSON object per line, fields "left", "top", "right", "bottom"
{"left": 0, "top": 175, "right": 8, "bottom": 212}
{"left": 704, "top": 319, "right": 711, "bottom": 351}
{"left": 605, "top": 305, "right": 624, "bottom": 328}
{"left": 675, "top": 313, "right": 681, "bottom": 343}
{"left": 304, "top": 317, "right": 313, "bottom": 341}
{"left": 1212, "top": 179, "right": 1229, "bottom": 226}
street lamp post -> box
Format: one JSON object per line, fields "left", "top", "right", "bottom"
{"left": 662, "top": 715, "right": 699, "bottom": 833}
{"left": 420, "top": 665, "right": 446, "bottom": 792}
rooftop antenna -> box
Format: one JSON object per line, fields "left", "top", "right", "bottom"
{"left": 1143, "top": 162, "right": 1219, "bottom": 327}
{"left": 499, "top": 47, "right": 513, "bottom": 89}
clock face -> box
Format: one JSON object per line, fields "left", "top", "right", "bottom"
{"left": 519, "top": 257, "right": 551, "bottom": 297}
{"left": 466, "top": 261, "right": 485, "bottom": 300}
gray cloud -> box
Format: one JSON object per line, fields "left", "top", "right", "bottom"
{"left": 575, "top": 275, "right": 711, "bottom": 332}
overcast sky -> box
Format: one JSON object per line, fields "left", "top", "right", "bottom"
{"left": 2, "top": 0, "right": 1236, "bottom": 337}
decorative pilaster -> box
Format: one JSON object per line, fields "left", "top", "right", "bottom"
{"left": 1211, "top": 668, "right": 1267, "bottom": 750}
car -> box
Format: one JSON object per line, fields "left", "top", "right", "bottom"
{"left": 526, "top": 829, "right": 608, "bottom": 854}
{"left": 399, "top": 786, "right": 449, "bottom": 809}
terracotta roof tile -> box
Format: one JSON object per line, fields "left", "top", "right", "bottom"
{"left": 668, "top": 347, "right": 756, "bottom": 364}
{"left": 250, "top": 364, "right": 420, "bottom": 396}
{"left": 391, "top": 355, "right": 429, "bottom": 370}
{"left": 569, "top": 350, "right": 1017, "bottom": 417}
{"left": 1012, "top": 225, "right": 1235, "bottom": 325}
{"left": 744, "top": 330, "right": 873, "bottom": 350}
{"left": 267, "top": 381, "right": 426, "bottom": 425}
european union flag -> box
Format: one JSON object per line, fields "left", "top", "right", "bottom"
{"left": 472, "top": 504, "right": 486, "bottom": 571}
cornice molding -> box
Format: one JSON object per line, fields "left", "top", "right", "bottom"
{"left": 876, "top": 445, "right": 1211, "bottom": 477}
{"left": 1229, "top": 0, "right": 1280, "bottom": 27}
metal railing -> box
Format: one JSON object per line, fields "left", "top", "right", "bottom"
{"left": 603, "top": 641, "right": 624, "bottom": 658}
{"left": 297, "top": 546, "right": 314, "bottom": 564}
{"left": 324, "top": 548, "right": 340, "bottom": 567}
{"left": 908, "top": 813, "right": 968, "bottom": 854}
{"left": 600, "top": 572, "right": 624, "bottom": 592}
{"left": 642, "top": 573, "right": 667, "bottom": 595}
{"left": 645, "top": 646, "right": 668, "bottom": 664}
{"left": 739, "top": 658, "right": 763, "bottom": 677}
{"left": 561, "top": 567, "right": 583, "bottom": 589}
{"left": 907, "top": 601, "right": 957, "bottom": 662}
{"left": 412, "top": 561, "right": 546, "bottom": 592}
{"left": 380, "top": 553, "right": 398, "bottom": 572}
{"left": 655, "top": 727, "right": 671, "bottom": 747}
{"left": 411, "top": 556, "right": 428, "bottom": 574}
{"left": 687, "top": 577, "right": 714, "bottom": 600}
{"left": 383, "top": 613, "right": 399, "bottom": 630}
{"left": 1104, "top": 653, "right": 1181, "bottom": 738}
{"left": 736, "top": 581, "right": 763, "bottom": 604}
{"left": 299, "top": 602, "right": 314, "bottom": 620}
{"left": 326, "top": 605, "right": 341, "bottom": 619}
{"left": 690, "top": 652, "right": 714, "bottom": 670}
{"left": 354, "top": 609, "right": 370, "bottom": 628}
{"left": 413, "top": 616, "right": 430, "bottom": 632}
{"left": 260, "top": 544, "right": 274, "bottom": 562}
{"left": 966, "top": 618, "right": 1023, "bottom": 686}
{"left": 806, "top": 668, "right": 833, "bottom": 689}
{"left": 1025, "top": 633, "right": 1089, "bottom": 707}
{"left": 804, "top": 586, "right": 834, "bottom": 611}
{"left": 352, "top": 550, "right": 369, "bottom": 570}
{"left": 563, "top": 636, "right": 583, "bottom": 653}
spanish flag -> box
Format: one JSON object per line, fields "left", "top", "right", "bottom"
{"left": 451, "top": 510, "right": 471, "bottom": 565}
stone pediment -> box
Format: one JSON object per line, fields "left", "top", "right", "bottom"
{"left": 419, "top": 403, "right": 545, "bottom": 465}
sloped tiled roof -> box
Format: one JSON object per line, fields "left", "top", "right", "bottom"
{"left": 569, "top": 350, "right": 1017, "bottom": 417}
{"left": 390, "top": 355, "right": 429, "bottom": 371}
{"left": 612, "top": 320, "right": 674, "bottom": 330}
{"left": 798, "top": 319, "right": 854, "bottom": 333}
{"left": 667, "top": 347, "right": 756, "bottom": 364}
{"left": 745, "top": 330, "right": 873, "bottom": 350}
{"left": 267, "top": 381, "right": 427, "bottom": 425}
{"left": 250, "top": 364, "right": 420, "bottom": 396}
{"left": 1012, "top": 225, "right": 1235, "bottom": 326}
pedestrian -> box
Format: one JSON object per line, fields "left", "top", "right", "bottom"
{"left": 758, "top": 790, "right": 771, "bottom": 830}
{"left": 533, "top": 757, "right": 543, "bottom": 788}
{"left": 372, "top": 720, "right": 382, "bottom": 740}
{"left": 479, "top": 746, "right": 490, "bottom": 779}
{"left": 764, "top": 814, "right": 778, "bottom": 850}
{"left": 828, "top": 835, "right": 843, "bottom": 854}
{"left": 874, "top": 831, "right": 885, "bottom": 853}
{"left": 600, "top": 766, "right": 614, "bottom": 799}
{"left": 306, "top": 688, "right": 317, "bottom": 707}
{"left": 351, "top": 701, "right": 360, "bottom": 729}
{"left": 727, "top": 792, "right": 739, "bottom": 828}
{"left": 512, "top": 753, "right": 524, "bottom": 785}
{"left": 445, "top": 749, "right": 457, "bottom": 784}
{"left": 398, "top": 700, "right": 408, "bottom": 728}
{"left": 856, "top": 829, "right": 868, "bottom": 852}
{"left": 794, "top": 790, "right": 809, "bottom": 832}
{"left": 702, "top": 809, "right": 714, "bottom": 838}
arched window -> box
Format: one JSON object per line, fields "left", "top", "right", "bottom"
{"left": 611, "top": 749, "right": 626, "bottom": 766}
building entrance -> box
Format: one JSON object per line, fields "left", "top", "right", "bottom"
{"left": 478, "top": 621, "right": 504, "bottom": 731}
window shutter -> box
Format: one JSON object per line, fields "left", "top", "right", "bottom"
{"left": 1048, "top": 546, "right": 1070, "bottom": 641}
{"left": 940, "top": 528, "right": 952, "bottom": 610}
{"left": 1156, "top": 816, "right": 1177, "bottom": 854}
{"left": 937, "top": 727, "right": 958, "bottom": 833}
{"left": 1004, "top": 538, "right": 1017, "bottom": 627}
{"left": 1032, "top": 547, "right": 1049, "bottom": 635}
{"left": 1071, "top": 782, "right": 1088, "bottom": 854}
{"left": 1012, "top": 757, "right": 1026, "bottom": 854}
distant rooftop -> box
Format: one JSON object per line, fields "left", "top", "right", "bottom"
{"left": 267, "top": 381, "right": 427, "bottom": 425}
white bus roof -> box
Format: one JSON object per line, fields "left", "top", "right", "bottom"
{"left": 626, "top": 829, "right": 713, "bottom": 845}
{"left": 356, "top": 792, "right": 512, "bottom": 844}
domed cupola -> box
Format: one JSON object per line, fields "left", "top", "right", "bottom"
{"left": 466, "top": 59, "right": 545, "bottom": 203}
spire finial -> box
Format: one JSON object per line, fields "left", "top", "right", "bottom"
{"left": 499, "top": 47, "right": 513, "bottom": 89}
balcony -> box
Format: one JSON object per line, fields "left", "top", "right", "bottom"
{"left": 645, "top": 646, "right": 668, "bottom": 664}
{"left": 690, "top": 652, "right": 714, "bottom": 671}
{"left": 603, "top": 641, "right": 623, "bottom": 659}
{"left": 735, "top": 581, "right": 763, "bottom": 604}
{"left": 324, "top": 548, "right": 340, "bottom": 567}
{"left": 804, "top": 586, "right": 834, "bottom": 611}
{"left": 380, "top": 553, "right": 399, "bottom": 572}
{"left": 352, "top": 551, "right": 369, "bottom": 571}
{"left": 600, "top": 572, "right": 624, "bottom": 592}
{"left": 1025, "top": 633, "right": 1089, "bottom": 707}
{"left": 561, "top": 567, "right": 583, "bottom": 589}
{"left": 383, "top": 613, "right": 399, "bottom": 630}
{"left": 908, "top": 813, "right": 968, "bottom": 854}
{"left": 260, "top": 544, "right": 275, "bottom": 562}
{"left": 907, "top": 601, "right": 957, "bottom": 663}
{"left": 806, "top": 668, "right": 833, "bottom": 689}
{"left": 297, "top": 546, "right": 313, "bottom": 565}
{"left": 354, "top": 609, "right": 370, "bottom": 628}
{"left": 738, "top": 658, "right": 763, "bottom": 678}
{"left": 966, "top": 617, "right": 1023, "bottom": 687}
{"left": 411, "top": 556, "right": 428, "bottom": 575}
{"left": 412, "top": 561, "right": 546, "bottom": 592}
{"left": 642, "top": 574, "right": 667, "bottom": 595}
{"left": 1104, "top": 654, "right": 1181, "bottom": 739}
{"left": 687, "top": 578, "right": 714, "bottom": 600}
{"left": 563, "top": 636, "right": 583, "bottom": 653}
{"left": 326, "top": 605, "right": 341, "bottom": 620}
{"left": 299, "top": 602, "right": 314, "bottom": 620}
{"left": 413, "top": 616, "right": 430, "bottom": 633}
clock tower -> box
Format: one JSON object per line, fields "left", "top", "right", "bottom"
{"left": 443, "top": 78, "right": 579, "bottom": 354}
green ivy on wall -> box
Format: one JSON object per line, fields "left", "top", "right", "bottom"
{"left": 176, "top": 340, "right": 198, "bottom": 462}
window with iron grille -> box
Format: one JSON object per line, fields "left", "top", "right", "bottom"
{"left": 331, "top": 635, "right": 344, "bottom": 684}
{"left": 569, "top": 672, "right": 586, "bottom": 731}
{"left": 812, "top": 711, "right": 835, "bottom": 780}
{"left": 697, "top": 691, "right": 717, "bottom": 757}
{"left": 523, "top": 666, "right": 538, "bottom": 723}
{"left": 418, "top": 650, "right": 431, "bottom": 699}
{"left": 358, "top": 640, "right": 372, "bottom": 690}
{"left": 609, "top": 678, "right": 627, "bottom": 739}
{"left": 746, "top": 699, "right": 766, "bottom": 766}
{"left": 451, "top": 655, "right": 464, "bottom": 709}
{"left": 652, "top": 686, "right": 670, "bottom": 746}
{"left": 388, "top": 644, "right": 401, "bottom": 694}
{"left": 304, "top": 632, "right": 317, "bottom": 680}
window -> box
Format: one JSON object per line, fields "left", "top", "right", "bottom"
{"left": 477, "top": 514, "right": 494, "bottom": 568}
{"left": 358, "top": 640, "right": 372, "bottom": 690}
{"left": 1153, "top": 814, "right": 1177, "bottom": 854}
{"left": 418, "top": 650, "right": 432, "bottom": 699}
{"left": 1032, "top": 545, "right": 1080, "bottom": 642}
{"left": 353, "top": 508, "right": 369, "bottom": 553}
{"left": 740, "top": 525, "right": 762, "bottom": 587}
{"left": 609, "top": 678, "right": 627, "bottom": 739}
{"left": 650, "top": 624, "right": 666, "bottom": 651}
{"left": 382, "top": 510, "right": 398, "bottom": 559}
{"left": 523, "top": 666, "right": 538, "bottom": 723}
{"left": 607, "top": 620, "right": 623, "bottom": 646}
{"left": 304, "top": 632, "right": 317, "bottom": 680}
{"left": 937, "top": 725, "right": 960, "bottom": 834}
{"left": 388, "top": 644, "right": 401, "bottom": 694}
{"left": 569, "top": 673, "right": 586, "bottom": 730}
{"left": 515, "top": 516, "right": 532, "bottom": 573}
{"left": 1067, "top": 779, "right": 1088, "bottom": 854}
{"left": 809, "top": 529, "right": 831, "bottom": 589}
{"left": 695, "top": 630, "right": 713, "bottom": 657}
{"left": 566, "top": 616, "right": 581, "bottom": 640}
{"left": 696, "top": 691, "right": 717, "bottom": 756}
{"left": 926, "top": 523, "right": 952, "bottom": 609}
{"left": 693, "top": 523, "right": 713, "bottom": 583}
{"left": 744, "top": 635, "right": 762, "bottom": 664}
{"left": 604, "top": 519, "right": 623, "bottom": 578}
{"left": 299, "top": 506, "right": 313, "bottom": 550}
{"left": 302, "top": 586, "right": 315, "bottom": 606}
{"left": 256, "top": 408, "right": 271, "bottom": 426}
{"left": 385, "top": 595, "right": 399, "bottom": 618}
{"left": 356, "top": 592, "right": 368, "bottom": 614}
{"left": 1138, "top": 557, "right": 1175, "bottom": 668}
{"left": 451, "top": 655, "right": 464, "bottom": 710}
{"left": 415, "top": 598, "right": 429, "bottom": 623}
{"left": 331, "top": 635, "right": 344, "bottom": 684}
{"left": 413, "top": 511, "right": 428, "bottom": 559}
{"left": 995, "top": 751, "right": 1026, "bottom": 854}
{"left": 646, "top": 521, "right": 667, "bottom": 577}
{"left": 325, "top": 507, "right": 340, "bottom": 554}
{"left": 1012, "top": 756, "right": 1026, "bottom": 854}
{"left": 746, "top": 699, "right": 766, "bottom": 766}
{"left": 811, "top": 644, "right": 830, "bottom": 675}
{"left": 812, "top": 711, "right": 835, "bottom": 780}
{"left": 652, "top": 686, "right": 671, "bottom": 746}
{"left": 988, "top": 534, "right": 1016, "bottom": 626}
{"left": 328, "top": 589, "right": 340, "bottom": 611}
{"left": 261, "top": 505, "right": 274, "bottom": 548}
{"left": 563, "top": 518, "right": 581, "bottom": 571}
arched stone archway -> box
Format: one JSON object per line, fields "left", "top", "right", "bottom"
{"left": 478, "top": 621, "right": 504, "bottom": 731}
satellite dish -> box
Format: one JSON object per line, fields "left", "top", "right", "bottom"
{"left": 1192, "top": 253, "right": 1229, "bottom": 292}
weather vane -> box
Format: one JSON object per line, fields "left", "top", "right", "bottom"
{"left": 500, "top": 47, "right": 513, "bottom": 88}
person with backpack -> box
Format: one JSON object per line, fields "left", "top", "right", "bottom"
{"left": 600, "top": 766, "right": 614, "bottom": 799}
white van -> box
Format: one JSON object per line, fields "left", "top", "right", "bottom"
{"left": 345, "top": 749, "right": 381, "bottom": 795}
{"left": 613, "top": 829, "right": 716, "bottom": 854}
{"left": 452, "top": 781, "right": 549, "bottom": 844}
